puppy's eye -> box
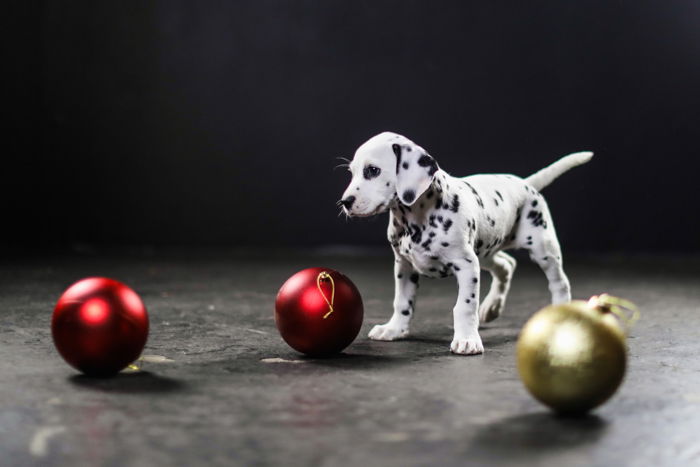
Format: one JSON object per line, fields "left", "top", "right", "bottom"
{"left": 363, "top": 165, "right": 381, "bottom": 180}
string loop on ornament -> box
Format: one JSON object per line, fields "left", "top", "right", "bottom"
{"left": 588, "top": 294, "right": 640, "bottom": 330}
{"left": 316, "top": 271, "right": 335, "bottom": 319}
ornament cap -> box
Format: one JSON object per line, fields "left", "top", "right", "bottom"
{"left": 588, "top": 294, "right": 640, "bottom": 331}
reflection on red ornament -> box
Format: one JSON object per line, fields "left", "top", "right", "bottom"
{"left": 80, "top": 298, "right": 110, "bottom": 325}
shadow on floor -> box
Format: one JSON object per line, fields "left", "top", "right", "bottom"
{"left": 465, "top": 412, "right": 608, "bottom": 460}
{"left": 68, "top": 371, "right": 186, "bottom": 394}
{"left": 302, "top": 352, "right": 414, "bottom": 370}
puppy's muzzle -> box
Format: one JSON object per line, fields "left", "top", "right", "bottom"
{"left": 338, "top": 196, "right": 356, "bottom": 210}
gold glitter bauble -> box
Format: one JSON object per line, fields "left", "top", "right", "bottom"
{"left": 517, "top": 296, "right": 637, "bottom": 415}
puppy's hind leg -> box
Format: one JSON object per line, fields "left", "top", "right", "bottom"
{"left": 368, "top": 254, "right": 418, "bottom": 341}
{"left": 479, "top": 251, "right": 517, "bottom": 324}
{"left": 523, "top": 207, "right": 571, "bottom": 304}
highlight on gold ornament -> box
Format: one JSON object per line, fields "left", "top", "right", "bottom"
{"left": 516, "top": 295, "right": 639, "bottom": 415}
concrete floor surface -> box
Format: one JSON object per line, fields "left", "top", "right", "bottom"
{"left": 1, "top": 250, "right": 699, "bottom": 466}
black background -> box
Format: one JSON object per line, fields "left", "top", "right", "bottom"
{"left": 6, "top": 1, "right": 700, "bottom": 253}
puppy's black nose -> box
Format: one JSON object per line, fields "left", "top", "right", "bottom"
{"left": 339, "top": 196, "right": 356, "bottom": 209}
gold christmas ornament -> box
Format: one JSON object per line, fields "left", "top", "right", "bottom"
{"left": 517, "top": 294, "right": 639, "bottom": 415}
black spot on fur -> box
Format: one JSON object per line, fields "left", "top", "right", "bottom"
{"left": 441, "top": 242, "right": 449, "bottom": 247}
{"left": 402, "top": 161, "right": 409, "bottom": 170}
{"left": 450, "top": 195, "right": 460, "bottom": 212}
{"left": 392, "top": 144, "right": 402, "bottom": 174}
{"left": 410, "top": 224, "right": 422, "bottom": 243}
{"left": 443, "top": 219, "right": 453, "bottom": 233}
{"left": 409, "top": 273, "right": 419, "bottom": 284}
{"left": 401, "top": 309, "right": 410, "bottom": 316}
{"left": 397, "top": 273, "right": 403, "bottom": 279}
{"left": 429, "top": 231, "right": 436, "bottom": 238}
{"left": 476, "top": 239, "right": 483, "bottom": 249}
{"left": 464, "top": 181, "right": 484, "bottom": 208}
{"left": 417, "top": 153, "right": 438, "bottom": 176}
{"left": 421, "top": 238, "right": 432, "bottom": 250}
{"left": 426, "top": 190, "right": 434, "bottom": 199}
{"left": 531, "top": 200, "right": 538, "bottom": 207}
{"left": 495, "top": 190, "right": 504, "bottom": 201}
{"left": 527, "top": 210, "right": 546, "bottom": 228}
{"left": 473, "top": 277, "right": 478, "bottom": 283}
{"left": 471, "top": 293, "right": 475, "bottom": 298}
{"left": 466, "top": 299, "right": 471, "bottom": 304}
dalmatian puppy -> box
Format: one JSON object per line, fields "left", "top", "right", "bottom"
{"left": 338, "top": 132, "right": 592, "bottom": 355}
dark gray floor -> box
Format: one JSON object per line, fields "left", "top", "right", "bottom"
{"left": 2, "top": 250, "right": 700, "bottom": 466}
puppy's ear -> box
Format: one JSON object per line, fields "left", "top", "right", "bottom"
{"left": 395, "top": 150, "right": 439, "bottom": 206}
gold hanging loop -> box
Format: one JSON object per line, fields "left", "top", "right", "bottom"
{"left": 588, "top": 293, "right": 640, "bottom": 330}
{"left": 316, "top": 271, "right": 335, "bottom": 319}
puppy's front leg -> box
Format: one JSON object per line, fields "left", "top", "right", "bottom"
{"left": 449, "top": 251, "right": 484, "bottom": 355}
{"left": 368, "top": 254, "right": 418, "bottom": 341}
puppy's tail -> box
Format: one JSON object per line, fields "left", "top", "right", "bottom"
{"left": 525, "top": 151, "right": 594, "bottom": 191}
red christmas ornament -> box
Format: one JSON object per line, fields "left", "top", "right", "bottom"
{"left": 52, "top": 277, "right": 149, "bottom": 376}
{"left": 275, "top": 267, "right": 364, "bottom": 356}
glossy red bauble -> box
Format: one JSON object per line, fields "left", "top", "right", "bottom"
{"left": 275, "top": 267, "right": 363, "bottom": 356}
{"left": 52, "top": 277, "right": 149, "bottom": 376}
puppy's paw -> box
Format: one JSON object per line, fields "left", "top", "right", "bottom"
{"left": 479, "top": 296, "right": 504, "bottom": 324}
{"left": 450, "top": 334, "right": 484, "bottom": 355}
{"left": 368, "top": 323, "right": 409, "bottom": 341}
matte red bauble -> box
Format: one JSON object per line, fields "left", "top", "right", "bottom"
{"left": 52, "top": 277, "right": 149, "bottom": 376}
{"left": 275, "top": 267, "right": 363, "bottom": 356}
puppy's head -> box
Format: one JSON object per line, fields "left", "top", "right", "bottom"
{"left": 339, "top": 132, "right": 439, "bottom": 216}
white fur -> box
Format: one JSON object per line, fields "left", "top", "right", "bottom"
{"left": 340, "top": 132, "right": 593, "bottom": 355}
